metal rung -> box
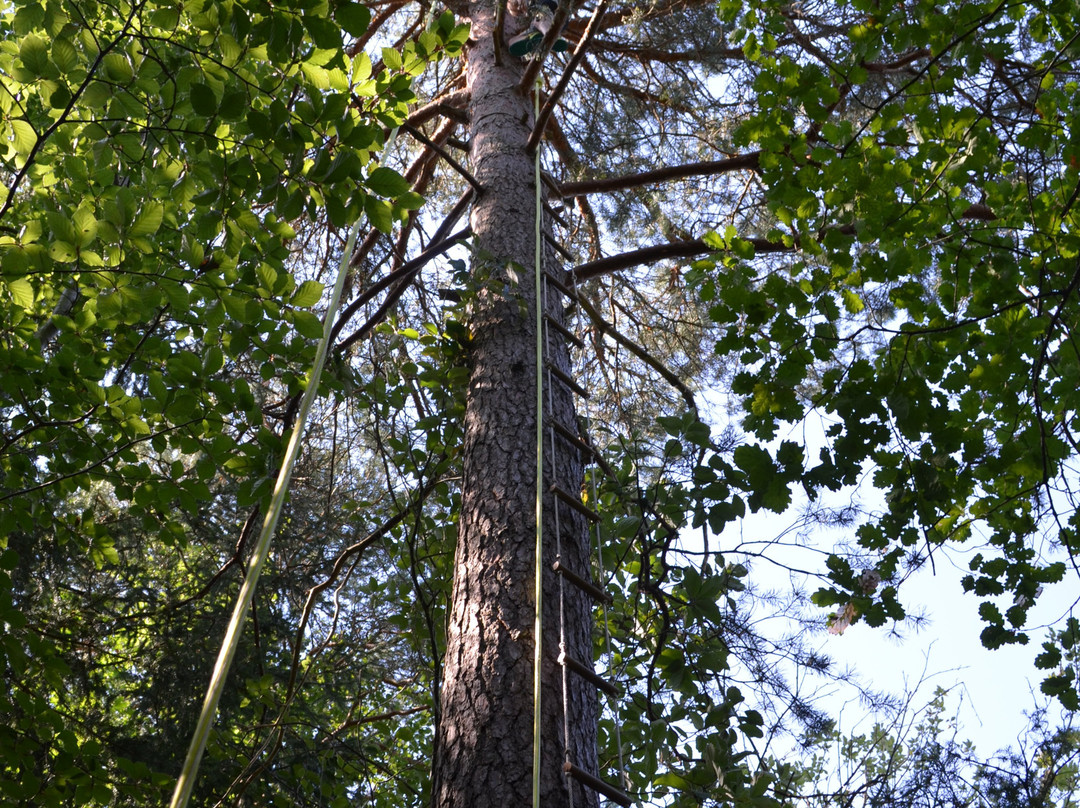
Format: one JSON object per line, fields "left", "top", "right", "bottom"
{"left": 550, "top": 484, "right": 600, "bottom": 523}
{"left": 545, "top": 361, "right": 589, "bottom": 399}
{"left": 558, "top": 650, "right": 619, "bottom": 698}
{"left": 550, "top": 419, "right": 598, "bottom": 462}
{"left": 542, "top": 269, "right": 578, "bottom": 299}
{"left": 553, "top": 558, "right": 612, "bottom": 604}
{"left": 543, "top": 313, "right": 584, "bottom": 349}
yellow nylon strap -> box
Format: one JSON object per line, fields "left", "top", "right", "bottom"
{"left": 531, "top": 75, "right": 545, "bottom": 808}
{"left": 169, "top": 220, "right": 363, "bottom": 808}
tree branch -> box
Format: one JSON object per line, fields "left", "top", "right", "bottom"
{"left": 334, "top": 225, "right": 472, "bottom": 352}
{"left": 574, "top": 293, "right": 698, "bottom": 413}
{"left": 565, "top": 0, "right": 717, "bottom": 38}
{"left": 347, "top": 0, "right": 409, "bottom": 56}
{"left": 559, "top": 151, "right": 760, "bottom": 197}
{"left": 526, "top": 0, "right": 611, "bottom": 153}
{"left": 572, "top": 236, "right": 788, "bottom": 279}
{"left": 406, "top": 87, "right": 470, "bottom": 128}
{"left": 404, "top": 122, "right": 482, "bottom": 193}
{"left": 588, "top": 39, "right": 743, "bottom": 62}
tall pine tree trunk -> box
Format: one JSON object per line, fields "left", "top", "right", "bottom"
{"left": 431, "top": 6, "right": 600, "bottom": 807}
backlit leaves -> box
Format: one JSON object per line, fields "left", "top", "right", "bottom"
{"left": 0, "top": 0, "right": 450, "bottom": 800}
{"left": 692, "top": 0, "right": 1080, "bottom": 701}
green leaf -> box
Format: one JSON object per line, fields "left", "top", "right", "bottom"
{"left": 305, "top": 15, "right": 342, "bottom": 48}
{"left": 382, "top": 47, "right": 403, "bottom": 72}
{"left": 102, "top": 52, "right": 133, "bottom": 83}
{"left": 9, "top": 120, "right": 37, "bottom": 155}
{"left": 292, "top": 280, "right": 325, "bottom": 307}
{"left": 149, "top": 6, "right": 181, "bottom": 28}
{"left": 256, "top": 263, "right": 278, "bottom": 292}
{"left": 51, "top": 37, "right": 79, "bottom": 73}
{"left": 19, "top": 34, "right": 49, "bottom": 76}
{"left": 130, "top": 203, "right": 164, "bottom": 237}
{"left": 337, "top": 2, "right": 371, "bottom": 36}
{"left": 301, "top": 62, "right": 332, "bottom": 90}
{"left": 292, "top": 310, "right": 324, "bottom": 338}
{"left": 365, "top": 196, "right": 394, "bottom": 233}
{"left": 190, "top": 82, "right": 218, "bottom": 116}
{"left": 395, "top": 191, "right": 425, "bottom": 211}
{"left": 4, "top": 278, "right": 34, "bottom": 309}
{"left": 352, "top": 51, "right": 372, "bottom": 81}
{"left": 366, "top": 166, "right": 411, "bottom": 197}
{"left": 49, "top": 242, "right": 77, "bottom": 262}
{"left": 72, "top": 207, "right": 97, "bottom": 248}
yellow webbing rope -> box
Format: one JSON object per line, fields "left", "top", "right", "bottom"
{"left": 169, "top": 221, "right": 362, "bottom": 808}
{"left": 531, "top": 75, "right": 545, "bottom": 808}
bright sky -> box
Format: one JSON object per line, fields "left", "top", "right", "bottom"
{"left": 817, "top": 553, "right": 1075, "bottom": 755}
{"left": 689, "top": 387, "right": 1079, "bottom": 757}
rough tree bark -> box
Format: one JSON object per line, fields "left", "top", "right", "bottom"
{"left": 430, "top": 4, "right": 600, "bottom": 807}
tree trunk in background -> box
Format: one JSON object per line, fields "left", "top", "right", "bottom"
{"left": 431, "top": 6, "right": 599, "bottom": 808}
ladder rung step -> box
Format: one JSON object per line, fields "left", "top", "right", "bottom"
{"left": 563, "top": 762, "right": 633, "bottom": 807}
{"left": 543, "top": 231, "right": 574, "bottom": 260}
{"left": 550, "top": 484, "right": 600, "bottom": 523}
{"left": 550, "top": 419, "right": 598, "bottom": 462}
{"left": 559, "top": 650, "right": 619, "bottom": 698}
{"left": 543, "top": 313, "right": 584, "bottom": 349}
{"left": 553, "top": 559, "right": 612, "bottom": 604}
{"left": 546, "top": 361, "right": 590, "bottom": 399}
{"left": 437, "top": 287, "right": 462, "bottom": 302}
{"left": 542, "top": 269, "right": 578, "bottom": 299}
{"left": 543, "top": 202, "right": 570, "bottom": 230}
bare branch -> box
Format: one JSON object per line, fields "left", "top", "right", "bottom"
{"left": 406, "top": 87, "right": 470, "bottom": 128}
{"left": 575, "top": 292, "right": 698, "bottom": 414}
{"left": 527, "top": 0, "right": 611, "bottom": 153}
{"left": 572, "top": 236, "right": 788, "bottom": 279}
{"left": 559, "top": 152, "right": 760, "bottom": 197}
{"left": 588, "top": 39, "right": 743, "bottom": 62}
{"left": 404, "top": 122, "right": 482, "bottom": 193}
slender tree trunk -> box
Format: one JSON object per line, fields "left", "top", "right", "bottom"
{"left": 431, "top": 6, "right": 599, "bottom": 808}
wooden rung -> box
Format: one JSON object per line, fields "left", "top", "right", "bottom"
{"left": 559, "top": 650, "right": 619, "bottom": 698}
{"left": 550, "top": 419, "right": 598, "bottom": 462}
{"left": 550, "top": 484, "right": 600, "bottom": 523}
{"left": 437, "top": 287, "right": 462, "bottom": 302}
{"left": 542, "top": 269, "right": 578, "bottom": 299}
{"left": 540, "top": 170, "right": 562, "bottom": 195}
{"left": 553, "top": 558, "right": 612, "bottom": 604}
{"left": 545, "top": 361, "right": 590, "bottom": 399}
{"left": 543, "top": 202, "right": 570, "bottom": 229}
{"left": 543, "top": 231, "right": 574, "bottom": 260}
{"left": 543, "top": 313, "right": 584, "bottom": 349}
{"left": 563, "top": 762, "right": 633, "bottom": 807}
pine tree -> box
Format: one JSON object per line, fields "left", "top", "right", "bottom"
{"left": 3, "top": 0, "right": 1080, "bottom": 805}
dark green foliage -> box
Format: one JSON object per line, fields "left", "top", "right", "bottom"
{"left": 0, "top": 0, "right": 468, "bottom": 801}
{"left": 3, "top": 0, "right": 1080, "bottom": 803}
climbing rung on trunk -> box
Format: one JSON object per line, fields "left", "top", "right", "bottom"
{"left": 545, "top": 361, "right": 590, "bottom": 399}
{"left": 558, "top": 650, "right": 619, "bottom": 698}
{"left": 550, "top": 419, "right": 598, "bottom": 462}
{"left": 540, "top": 229, "right": 574, "bottom": 257}
{"left": 553, "top": 558, "right": 612, "bottom": 604}
{"left": 543, "top": 313, "right": 584, "bottom": 349}
{"left": 563, "top": 762, "right": 633, "bottom": 807}
{"left": 550, "top": 484, "right": 600, "bottom": 523}
{"left": 542, "top": 269, "right": 578, "bottom": 300}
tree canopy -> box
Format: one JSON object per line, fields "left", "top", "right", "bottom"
{"left": 1, "top": 0, "right": 1079, "bottom": 803}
